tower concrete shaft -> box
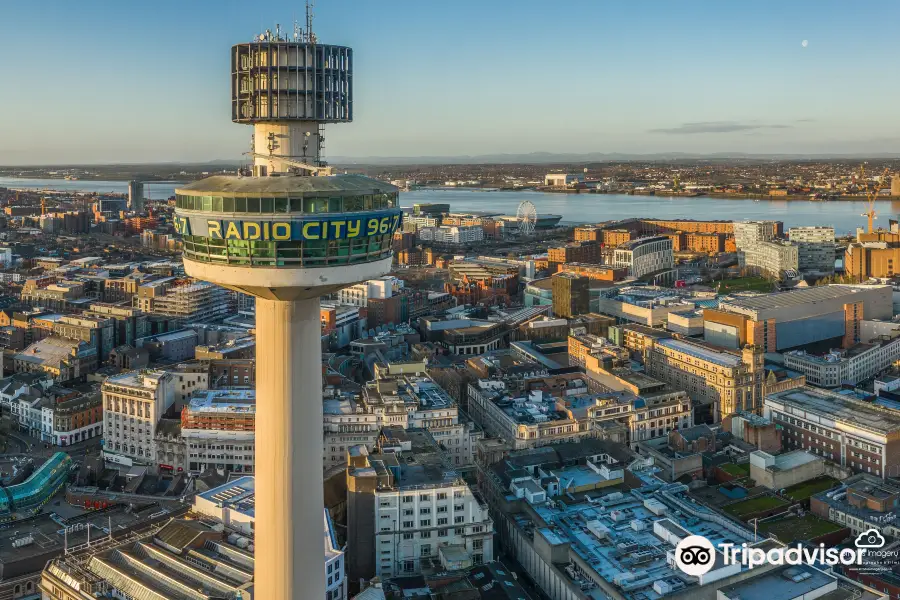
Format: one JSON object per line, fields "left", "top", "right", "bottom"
{"left": 254, "top": 297, "right": 325, "bottom": 600}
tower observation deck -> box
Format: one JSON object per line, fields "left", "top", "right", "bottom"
{"left": 174, "top": 22, "right": 401, "bottom": 600}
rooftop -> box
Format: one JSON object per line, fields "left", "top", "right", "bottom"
{"left": 721, "top": 285, "right": 889, "bottom": 314}
{"left": 656, "top": 338, "right": 742, "bottom": 368}
{"left": 767, "top": 386, "right": 900, "bottom": 435}
{"left": 196, "top": 475, "right": 256, "bottom": 518}
{"left": 177, "top": 173, "right": 397, "bottom": 196}
{"left": 187, "top": 388, "right": 256, "bottom": 413}
{"left": 720, "top": 565, "right": 834, "bottom": 600}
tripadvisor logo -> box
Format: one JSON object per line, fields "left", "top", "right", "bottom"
{"left": 674, "top": 532, "right": 875, "bottom": 575}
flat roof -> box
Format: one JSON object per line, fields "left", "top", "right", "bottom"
{"left": 723, "top": 285, "right": 887, "bottom": 312}
{"left": 720, "top": 566, "right": 834, "bottom": 600}
{"left": 187, "top": 389, "right": 256, "bottom": 413}
{"left": 176, "top": 173, "right": 397, "bottom": 196}
{"left": 767, "top": 386, "right": 900, "bottom": 434}
{"left": 657, "top": 338, "right": 742, "bottom": 368}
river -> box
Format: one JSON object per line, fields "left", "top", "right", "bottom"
{"left": 2, "top": 177, "right": 896, "bottom": 235}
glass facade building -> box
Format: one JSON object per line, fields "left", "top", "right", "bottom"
{"left": 0, "top": 452, "right": 72, "bottom": 517}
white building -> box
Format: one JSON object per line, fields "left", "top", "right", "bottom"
{"left": 323, "top": 375, "right": 482, "bottom": 470}
{"left": 418, "top": 225, "right": 484, "bottom": 245}
{"left": 337, "top": 276, "right": 402, "bottom": 307}
{"left": 101, "top": 370, "right": 176, "bottom": 468}
{"left": 613, "top": 236, "right": 674, "bottom": 278}
{"left": 182, "top": 388, "right": 256, "bottom": 474}
{"left": 733, "top": 220, "right": 779, "bottom": 248}
{"left": 193, "top": 477, "right": 347, "bottom": 600}
{"left": 738, "top": 240, "right": 799, "bottom": 277}
{"left": 784, "top": 335, "right": 900, "bottom": 388}
{"left": 544, "top": 173, "right": 584, "bottom": 187}
{"left": 0, "top": 247, "right": 12, "bottom": 266}
{"left": 347, "top": 441, "right": 494, "bottom": 581}
{"left": 788, "top": 226, "right": 835, "bottom": 273}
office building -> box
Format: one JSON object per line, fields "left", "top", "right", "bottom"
{"left": 0, "top": 452, "right": 71, "bottom": 518}
{"left": 845, "top": 229, "right": 900, "bottom": 279}
{"left": 613, "top": 236, "right": 674, "bottom": 278}
{"left": 811, "top": 473, "right": 900, "bottom": 536}
{"left": 784, "top": 335, "right": 900, "bottom": 388}
{"left": 127, "top": 179, "right": 144, "bottom": 211}
{"left": 101, "top": 369, "right": 176, "bottom": 468}
{"left": 134, "top": 279, "right": 231, "bottom": 323}
{"left": 346, "top": 435, "right": 494, "bottom": 582}
{"left": 788, "top": 226, "right": 836, "bottom": 273}
{"left": 552, "top": 273, "right": 589, "bottom": 318}
{"left": 418, "top": 225, "right": 484, "bottom": 245}
{"left": 704, "top": 285, "right": 892, "bottom": 352}
{"left": 548, "top": 241, "right": 601, "bottom": 267}
{"left": 625, "top": 327, "right": 765, "bottom": 423}
{"left": 181, "top": 388, "right": 256, "bottom": 474}
{"left": 765, "top": 386, "right": 900, "bottom": 478}
{"left": 337, "top": 276, "right": 401, "bottom": 307}
{"left": 557, "top": 262, "right": 627, "bottom": 282}
{"left": 732, "top": 220, "right": 781, "bottom": 248}
{"left": 738, "top": 240, "right": 799, "bottom": 277}
{"left": 13, "top": 335, "right": 98, "bottom": 381}
{"left": 172, "top": 24, "right": 402, "bottom": 600}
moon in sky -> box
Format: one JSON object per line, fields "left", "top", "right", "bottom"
{"left": 801, "top": 40, "right": 808, "bottom": 47}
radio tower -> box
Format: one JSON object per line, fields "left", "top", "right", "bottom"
{"left": 173, "top": 10, "right": 401, "bottom": 598}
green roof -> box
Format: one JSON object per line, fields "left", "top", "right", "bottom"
{"left": 176, "top": 174, "right": 398, "bottom": 197}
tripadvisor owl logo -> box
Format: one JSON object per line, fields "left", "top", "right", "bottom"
{"left": 675, "top": 535, "right": 717, "bottom": 576}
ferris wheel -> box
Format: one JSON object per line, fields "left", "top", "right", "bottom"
{"left": 516, "top": 200, "right": 537, "bottom": 235}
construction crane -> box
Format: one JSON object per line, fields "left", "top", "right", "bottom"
{"left": 858, "top": 165, "right": 891, "bottom": 233}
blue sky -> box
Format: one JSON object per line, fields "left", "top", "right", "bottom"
{"left": 1, "top": 0, "right": 898, "bottom": 164}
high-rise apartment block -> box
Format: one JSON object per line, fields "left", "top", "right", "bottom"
{"left": 613, "top": 236, "right": 674, "bottom": 278}
{"left": 738, "top": 240, "right": 799, "bottom": 277}
{"left": 788, "top": 226, "right": 836, "bottom": 273}
{"left": 552, "top": 272, "right": 589, "bottom": 318}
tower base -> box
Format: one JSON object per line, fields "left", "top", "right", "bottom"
{"left": 255, "top": 297, "right": 326, "bottom": 599}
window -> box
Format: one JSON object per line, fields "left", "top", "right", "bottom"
{"left": 420, "top": 519, "right": 431, "bottom": 527}
{"left": 421, "top": 545, "right": 431, "bottom": 557}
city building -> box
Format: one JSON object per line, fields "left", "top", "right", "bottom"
{"left": 749, "top": 449, "right": 825, "bottom": 490}
{"left": 127, "top": 179, "right": 144, "bottom": 211}
{"left": 338, "top": 276, "right": 402, "bottom": 307}
{"left": 783, "top": 336, "right": 900, "bottom": 388}
{"left": 172, "top": 25, "right": 403, "bottom": 599}
{"left": 0, "top": 452, "right": 72, "bottom": 519}
{"left": 192, "top": 477, "right": 348, "bottom": 600}
{"left": 181, "top": 388, "right": 256, "bottom": 474}
{"left": 613, "top": 236, "right": 674, "bottom": 278}
{"left": 810, "top": 473, "right": 900, "bottom": 536}
{"left": 418, "top": 225, "right": 484, "bottom": 245}
{"left": 845, "top": 229, "right": 900, "bottom": 279}
{"left": 481, "top": 439, "right": 766, "bottom": 600}
{"left": 13, "top": 335, "right": 98, "bottom": 381}
{"left": 557, "top": 262, "right": 627, "bottom": 282}
{"left": 134, "top": 279, "right": 231, "bottom": 323}
{"left": 788, "top": 226, "right": 836, "bottom": 273}
{"left": 548, "top": 241, "right": 601, "bottom": 267}
{"left": 594, "top": 286, "right": 698, "bottom": 327}
{"left": 544, "top": 173, "right": 584, "bottom": 187}
{"left": 732, "top": 220, "right": 781, "bottom": 248}
{"left": 738, "top": 240, "right": 799, "bottom": 277}
{"left": 346, "top": 437, "right": 494, "bottom": 582}
{"left": 552, "top": 273, "right": 589, "bottom": 318}
{"left": 101, "top": 369, "right": 176, "bottom": 469}
{"left": 40, "top": 519, "right": 256, "bottom": 600}
{"left": 764, "top": 386, "right": 900, "bottom": 478}
{"left": 12, "top": 384, "right": 103, "bottom": 446}
{"left": 626, "top": 327, "right": 765, "bottom": 423}
{"left": 704, "top": 285, "right": 893, "bottom": 352}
